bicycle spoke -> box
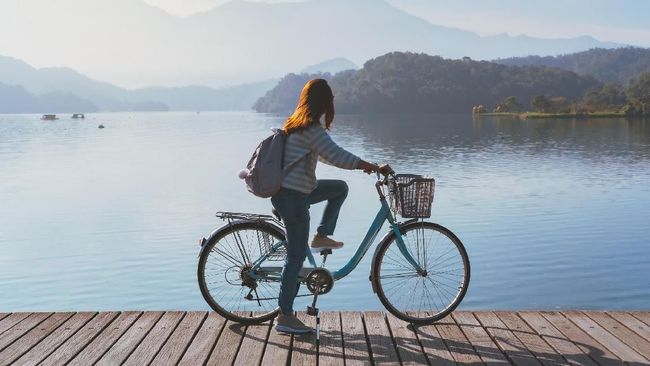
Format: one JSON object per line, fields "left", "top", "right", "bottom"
{"left": 376, "top": 223, "right": 469, "bottom": 322}
{"left": 199, "top": 223, "right": 284, "bottom": 322}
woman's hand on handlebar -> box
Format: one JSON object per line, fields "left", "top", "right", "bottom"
{"left": 357, "top": 160, "right": 393, "bottom": 175}
{"left": 378, "top": 164, "right": 394, "bottom": 176}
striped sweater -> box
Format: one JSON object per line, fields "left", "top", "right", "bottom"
{"left": 282, "top": 123, "right": 360, "bottom": 194}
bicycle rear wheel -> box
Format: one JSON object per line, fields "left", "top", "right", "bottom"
{"left": 373, "top": 221, "right": 470, "bottom": 324}
{"left": 197, "top": 221, "right": 284, "bottom": 324}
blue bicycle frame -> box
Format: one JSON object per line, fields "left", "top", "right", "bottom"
{"left": 248, "top": 187, "right": 424, "bottom": 282}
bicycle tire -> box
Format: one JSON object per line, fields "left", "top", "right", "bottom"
{"left": 197, "top": 220, "right": 284, "bottom": 324}
{"left": 372, "top": 221, "right": 470, "bottom": 324}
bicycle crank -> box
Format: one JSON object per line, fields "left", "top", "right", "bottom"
{"left": 305, "top": 268, "right": 334, "bottom": 295}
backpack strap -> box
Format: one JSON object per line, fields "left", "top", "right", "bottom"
{"left": 281, "top": 129, "right": 309, "bottom": 174}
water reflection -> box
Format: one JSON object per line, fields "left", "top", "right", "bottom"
{"left": 335, "top": 114, "right": 650, "bottom": 160}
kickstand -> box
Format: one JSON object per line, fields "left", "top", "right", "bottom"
{"left": 306, "top": 249, "right": 331, "bottom": 344}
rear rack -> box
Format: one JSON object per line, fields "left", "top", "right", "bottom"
{"left": 215, "top": 211, "right": 283, "bottom": 226}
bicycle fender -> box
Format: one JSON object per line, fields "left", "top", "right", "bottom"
{"left": 369, "top": 219, "right": 419, "bottom": 293}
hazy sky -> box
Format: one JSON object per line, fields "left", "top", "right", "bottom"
{"left": 1, "top": 0, "right": 649, "bottom": 88}
{"left": 145, "top": 0, "right": 650, "bottom": 46}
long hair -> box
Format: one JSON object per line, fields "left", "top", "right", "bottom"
{"left": 283, "top": 79, "right": 335, "bottom": 134}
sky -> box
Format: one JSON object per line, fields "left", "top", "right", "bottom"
{"left": 144, "top": 0, "right": 650, "bottom": 46}
{"left": 1, "top": 0, "right": 649, "bottom": 88}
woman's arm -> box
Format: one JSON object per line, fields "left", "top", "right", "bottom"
{"left": 310, "top": 126, "right": 360, "bottom": 169}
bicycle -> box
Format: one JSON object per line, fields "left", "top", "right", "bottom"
{"left": 197, "top": 168, "right": 470, "bottom": 327}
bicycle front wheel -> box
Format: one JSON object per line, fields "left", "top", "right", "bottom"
{"left": 197, "top": 221, "right": 284, "bottom": 324}
{"left": 373, "top": 221, "right": 470, "bottom": 324}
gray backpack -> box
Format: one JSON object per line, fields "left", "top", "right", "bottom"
{"left": 241, "top": 128, "right": 306, "bottom": 198}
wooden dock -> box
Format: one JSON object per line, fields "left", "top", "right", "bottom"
{"left": 0, "top": 311, "right": 649, "bottom": 365}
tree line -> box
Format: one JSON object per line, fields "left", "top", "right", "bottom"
{"left": 485, "top": 72, "right": 649, "bottom": 115}
{"left": 254, "top": 52, "right": 603, "bottom": 114}
{"left": 495, "top": 47, "right": 650, "bottom": 85}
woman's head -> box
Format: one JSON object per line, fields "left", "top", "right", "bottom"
{"left": 283, "top": 79, "right": 335, "bottom": 133}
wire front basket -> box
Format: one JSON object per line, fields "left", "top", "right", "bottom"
{"left": 389, "top": 174, "right": 435, "bottom": 218}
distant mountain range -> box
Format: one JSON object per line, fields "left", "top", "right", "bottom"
{"left": 0, "top": 83, "right": 98, "bottom": 114}
{"left": 0, "top": 55, "right": 278, "bottom": 113}
{"left": 301, "top": 58, "right": 359, "bottom": 74}
{"left": 0, "top": 0, "right": 624, "bottom": 88}
{"left": 495, "top": 47, "right": 650, "bottom": 85}
{"left": 3, "top": 45, "right": 650, "bottom": 114}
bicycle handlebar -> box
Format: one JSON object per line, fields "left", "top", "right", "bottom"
{"left": 374, "top": 163, "right": 395, "bottom": 198}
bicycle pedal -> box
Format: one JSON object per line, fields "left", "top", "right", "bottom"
{"left": 319, "top": 249, "right": 332, "bottom": 256}
{"left": 306, "top": 306, "right": 319, "bottom": 316}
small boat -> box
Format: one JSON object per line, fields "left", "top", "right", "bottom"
{"left": 72, "top": 113, "right": 85, "bottom": 119}
{"left": 41, "top": 114, "right": 58, "bottom": 120}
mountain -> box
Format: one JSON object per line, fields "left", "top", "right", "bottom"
{"left": 0, "top": 83, "right": 98, "bottom": 113}
{"left": 129, "top": 80, "right": 279, "bottom": 111}
{"left": 0, "top": 55, "right": 277, "bottom": 111}
{"left": 495, "top": 47, "right": 650, "bottom": 85}
{"left": 254, "top": 52, "right": 602, "bottom": 114}
{"left": 0, "top": 0, "right": 623, "bottom": 88}
{"left": 301, "top": 58, "right": 359, "bottom": 74}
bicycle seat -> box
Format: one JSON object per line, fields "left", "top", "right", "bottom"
{"left": 272, "top": 208, "right": 282, "bottom": 222}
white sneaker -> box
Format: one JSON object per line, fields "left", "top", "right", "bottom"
{"left": 310, "top": 235, "right": 344, "bottom": 251}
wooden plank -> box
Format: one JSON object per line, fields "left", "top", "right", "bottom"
{"left": 205, "top": 317, "right": 248, "bottom": 366}
{"left": 40, "top": 312, "right": 119, "bottom": 366}
{"left": 541, "top": 311, "right": 623, "bottom": 366}
{"left": 435, "top": 313, "right": 484, "bottom": 365}
{"left": 0, "top": 312, "right": 73, "bottom": 365}
{"left": 150, "top": 311, "right": 207, "bottom": 365}
{"left": 67, "top": 311, "right": 142, "bottom": 366}
{"left": 452, "top": 311, "right": 510, "bottom": 365}
{"left": 94, "top": 311, "right": 163, "bottom": 366}
{"left": 339, "top": 312, "right": 371, "bottom": 366}
{"left": 290, "top": 312, "right": 317, "bottom": 366}
{"left": 178, "top": 312, "right": 226, "bottom": 366}
{"left": 630, "top": 311, "right": 650, "bottom": 327}
{"left": 0, "top": 312, "right": 51, "bottom": 352}
{"left": 233, "top": 319, "right": 272, "bottom": 365}
{"left": 607, "top": 311, "right": 650, "bottom": 342}
{"left": 407, "top": 313, "right": 455, "bottom": 366}
{"left": 260, "top": 318, "right": 292, "bottom": 366}
{"left": 385, "top": 313, "right": 428, "bottom": 365}
{"left": 518, "top": 311, "right": 598, "bottom": 366}
{"left": 318, "top": 311, "right": 344, "bottom": 366}
{"left": 581, "top": 311, "right": 650, "bottom": 361}
{"left": 563, "top": 311, "right": 648, "bottom": 364}
{"left": 122, "top": 311, "right": 184, "bottom": 366}
{"left": 363, "top": 311, "right": 399, "bottom": 365}
{"left": 496, "top": 311, "right": 567, "bottom": 366}
{"left": 0, "top": 313, "right": 31, "bottom": 335}
{"left": 474, "top": 311, "right": 542, "bottom": 366}
{"left": 11, "top": 312, "right": 96, "bottom": 366}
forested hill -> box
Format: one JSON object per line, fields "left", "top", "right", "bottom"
{"left": 495, "top": 47, "right": 650, "bottom": 85}
{"left": 254, "top": 52, "right": 601, "bottom": 114}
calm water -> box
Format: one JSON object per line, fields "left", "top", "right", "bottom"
{"left": 1, "top": 112, "right": 649, "bottom": 311}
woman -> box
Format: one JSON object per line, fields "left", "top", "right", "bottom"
{"left": 272, "top": 79, "right": 384, "bottom": 334}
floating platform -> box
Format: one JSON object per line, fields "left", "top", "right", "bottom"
{"left": 0, "top": 311, "right": 649, "bottom": 365}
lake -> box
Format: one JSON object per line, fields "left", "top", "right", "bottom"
{"left": 1, "top": 112, "right": 649, "bottom": 312}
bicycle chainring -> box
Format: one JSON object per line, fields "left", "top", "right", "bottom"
{"left": 305, "top": 268, "right": 334, "bottom": 295}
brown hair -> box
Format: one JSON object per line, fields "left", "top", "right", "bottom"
{"left": 283, "top": 79, "right": 335, "bottom": 134}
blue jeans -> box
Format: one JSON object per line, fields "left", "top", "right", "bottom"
{"left": 270, "top": 179, "right": 349, "bottom": 315}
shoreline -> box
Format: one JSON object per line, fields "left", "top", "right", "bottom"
{"left": 475, "top": 111, "right": 649, "bottom": 119}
